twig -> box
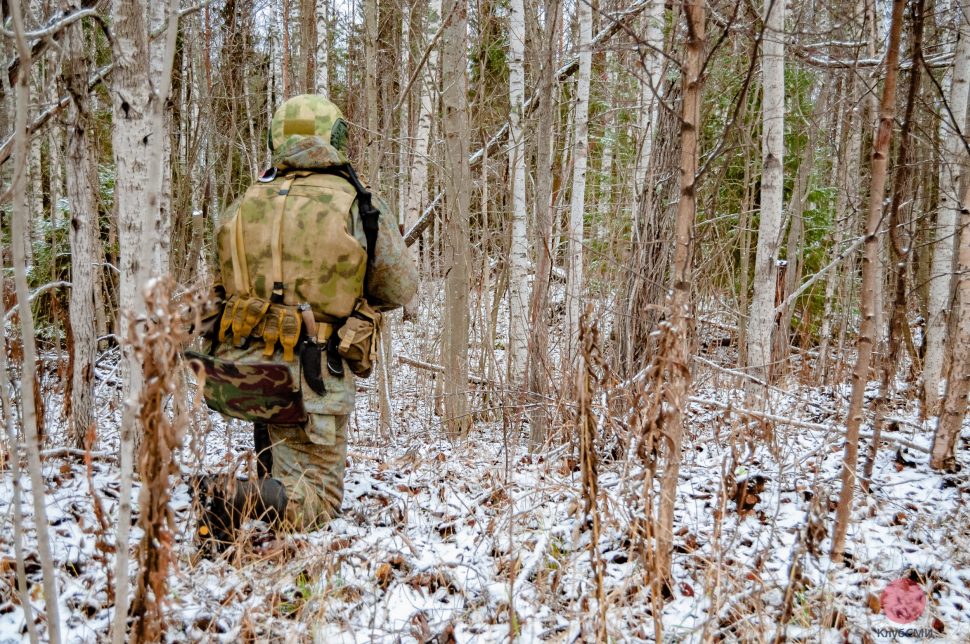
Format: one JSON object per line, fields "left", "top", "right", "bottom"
{"left": 3, "top": 280, "right": 71, "bottom": 323}
{"left": 397, "top": 355, "right": 490, "bottom": 385}
{"left": 687, "top": 396, "right": 929, "bottom": 453}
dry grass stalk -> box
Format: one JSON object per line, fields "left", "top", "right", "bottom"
{"left": 128, "top": 279, "right": 205, "bottom": 642}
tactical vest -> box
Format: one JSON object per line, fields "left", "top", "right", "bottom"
{"left": 214, "top": 166, "right": 379, "bottom": 363}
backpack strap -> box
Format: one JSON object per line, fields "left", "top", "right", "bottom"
{"left": 270, "top": 175, "right": 298, "bottom": 304}
{"left": 322, "top": 164, "right": 380, "bottom": 289}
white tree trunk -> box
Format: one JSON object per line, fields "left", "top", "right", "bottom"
{"left": 931, "top": 181, "right": 970, "bottom": 468}
{"left": 150, "top": 1, "right": 174, "bottom": 276}
{"left": 316, "top": 0, "right": 329, "bottom": 95}
{"left": 746, "top": 0, "right": 785, "bottom": 383}
{"left": 507, "top": 0, "right": 529, "bottom": 386}
{"left": 110, "top": 0, "right": 180, "bottom": 638}
{"left": 632, "top": 0, "right": 665, "bottom": 228}
{"left": 404, "top": 0, "right": 441, "bottom": 253}
{"left": 925, "top": 4, "right": 970, "bottom": 413}
{"left": 565, "top": 0, "right": 593, "bottom": 363}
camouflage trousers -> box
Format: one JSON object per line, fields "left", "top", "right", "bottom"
{"left": 213, "top": 339, "right": 355, "bottom": 531}
{"left": 268, "top": 414, "right": 348, "bottom": 530}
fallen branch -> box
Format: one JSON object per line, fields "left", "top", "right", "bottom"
{"left": 3, "top": 280, "right": 72, "bottom": 323}
{"left": 687, "top": 396, "right": 929, "bottom": 454}
{"left": 397, "top": 355, "right": 490, "bottom": 385}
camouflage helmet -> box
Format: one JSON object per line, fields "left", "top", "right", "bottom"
{"left": 270, "top": 95, "right": 348, "bottom": 153}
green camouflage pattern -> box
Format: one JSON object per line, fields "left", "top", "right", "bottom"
{"left": 274, "top": 135, "right": 347, "bottom": 171}
{"left": 186, "top": 351, "right": 308, "bottom": 425}
{"left": 216, "top": 171, "right": 368, "bottom": 319}
{"left": 270, "top": 416, "right": 348, "bottom": 530}
{"left": 213, "top": 341, "right": 355, "bottom": 417}
{"left": 270, "top": 95, "right": 347, "bottom": 154}
{"left": 362, "top": 192, "right": 419, "bottom": 311}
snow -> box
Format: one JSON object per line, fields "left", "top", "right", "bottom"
{"left": 1, "top": 300, "right": 969, "bottom": 642}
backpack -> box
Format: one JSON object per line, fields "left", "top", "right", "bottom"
{"left": 212, "top": 164, "right": 380, "bottom": 365}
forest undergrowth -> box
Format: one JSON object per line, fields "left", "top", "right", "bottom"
{"left": 1, "top": 284, "right": 968, "bottom": 643}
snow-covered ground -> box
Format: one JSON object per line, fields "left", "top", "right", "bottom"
{"left": 1, "top": 302, "right": 969, "bottom": 642}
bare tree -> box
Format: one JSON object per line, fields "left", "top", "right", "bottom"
{"left": 507, "top": 0, "right": 528, "bottom": 388}
{"left": 565, "top": 0, "right": 593, "bottom": 364}
{"left": 6, "top": 1, "right": 62, "bottom": 640}
{"left": 441, "top": 0, "right": 470, "bottom": 437}
{"left": 831, "top": 0, "right": 906, "bottom": 563}
{"left": 924, "top": 3, "right": 970, "bottom": 414}
{"left": 747, "top": 0, "right": 785, "bottom": 385}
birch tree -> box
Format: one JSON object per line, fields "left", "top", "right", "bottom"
{"left": 507, "top": 0, "right": 528, "bottom": 386}
{"left": 565, "top": 0, "right": 593, "bottom": 363}
{"left": 930, "top": 180, "right": 970, "bottom": 468}
{"left": 110, "top": 0, "right": 180, "bottom": 636}
{"left": 316, "top": 0, "right": 329, "bottom": 95}
{"left": 924, "top": 4, "right": 970, "bottom": 414}
{"left": 747, "top": 0, "right": 785, "bottom": 384}
{"left": 403, "top": 0, "right": 440, "bottom": 246}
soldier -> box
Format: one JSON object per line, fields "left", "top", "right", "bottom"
{"left": 193, "top": 95, "right": 418, "bottom": 544}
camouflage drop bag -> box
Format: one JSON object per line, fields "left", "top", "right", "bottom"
{"left": 186, "top": 351, "right": 308, "bottom": 425}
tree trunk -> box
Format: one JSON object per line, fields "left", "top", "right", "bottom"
{"left": 831, "top": 0, "right": 905, "bottom": 563}
{"left": 527, "top": 0, "right": 561, "bottom": 445}
{"left": 316, "top": 0, "right": 329, "bottom": 95}
{"left": 441, "top": 0, "right": 470, "bottom": 437}
{"left": 565, "top": 0, "right": 593, "bottom": 365}
{"left": 747, "top": 0, "right": 785, "bottom": 385}
{"left": 924, "top": 3, "right": 970, "bottom": 414}
{"left": 63, "top": 3, "right": 99, "bottom": 451}
{"left": 404, "top": 0, "right": 440, "bottom": 256}
{"left": 110, "top": 0, "right": 179, "bottom": 636}
{"left": 508, "top": 0, "right": 528, "bottom": 387}
{"left": 930, "top": 179, "right": 970, "bottom": 468}
{"left": 7, "top": 1, "right": 62, "bottom": 640}
{"left": 654, "top": 0, "right": 705, "bottom": 591}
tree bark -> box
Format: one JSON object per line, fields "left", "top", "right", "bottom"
{"left": 747, "top": 0, "right": 786, "bottom": 385}
{"left": 831, "top": 0, "right": 906, "bottom": 563}
{"left": 924, "top": 3, "right": 970, "bottom": 414}
{"left": 527, "top": 0, "right": 561, "bottom": 445}
{"left": 316, "top": 0, "right": 329, "bottom": 95}
{"left": 654, "top": 0, "right": 704, "bottom": 591}
{"left": 930, "top": 180, "right": 970, "bottom": 468}
{"left": 565, "top": 0, "right": 593, "bottom": 365}
{"left": 62, "top": 1, "right": 99, "bottom": 451}
{"left": 7, "top": 1, "right": 62, "bottom": 640}
{"left": 440, "top": 0, "right": 470, "bottom": 437}
{"left": 507, "top": 0, "right": 528, "bottom": 387}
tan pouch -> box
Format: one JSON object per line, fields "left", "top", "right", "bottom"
{"left": 335, "top": 299, "right": 381, "bottom": 377}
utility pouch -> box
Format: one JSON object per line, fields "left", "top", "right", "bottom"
{"left": 335, "top": 299, "right": 381, "bottom": 378}
{"left": 300, "top": 341, "right": 327, "bottom": 395}
{"left": 186, "top": 351, "right": 308, "bottom": 425}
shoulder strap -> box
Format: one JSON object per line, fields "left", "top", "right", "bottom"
{"left": 324, "top": 164, "right": 380, "bottom": 272}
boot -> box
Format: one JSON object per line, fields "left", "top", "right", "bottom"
{"left": 194, "top": 475, "right": 288, "bottom": 550}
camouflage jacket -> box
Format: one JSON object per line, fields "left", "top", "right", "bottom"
{"left": 211, "top": 136, "right": 419, "bottom": 417}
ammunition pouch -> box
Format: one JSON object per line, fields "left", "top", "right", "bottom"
{"left": 334, "top": 299, "right": 381, "bottom": 378}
